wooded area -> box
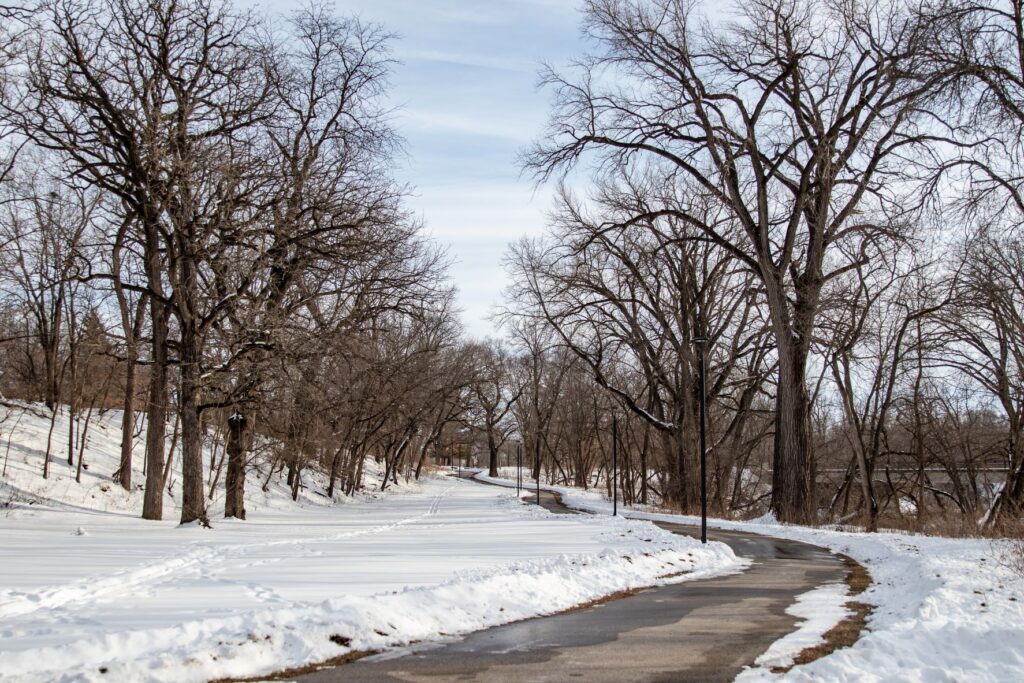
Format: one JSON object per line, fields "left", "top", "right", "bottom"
{"left": 2, "top": 0, "right": 1024, "bottom": 535}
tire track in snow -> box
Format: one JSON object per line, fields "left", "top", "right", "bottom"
{"left": 0, "top": 485, "right": 455, "bottom": 620}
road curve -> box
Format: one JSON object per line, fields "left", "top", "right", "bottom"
{"left": 293, "top": 482, "right": 848, "bottom": 683}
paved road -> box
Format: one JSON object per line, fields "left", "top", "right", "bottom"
{"left": 294, "top": 482, "right": 847, "bottom": 683}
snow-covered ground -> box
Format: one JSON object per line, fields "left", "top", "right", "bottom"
{"left": 0, "top": 404, "right": 744, "bottom": 682}
{"left": 478, "top": 472, "right": 1024, "bottom": 682}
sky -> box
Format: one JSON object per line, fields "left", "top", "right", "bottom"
{"left": 259, "top": 0, "right": 587, "bottom": 339}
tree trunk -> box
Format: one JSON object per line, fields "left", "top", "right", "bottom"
{"left": 832, "top": 360, "right": 877, "bottom": 531}
{"left": 42, "top": 307, "right": 61, "bottom": 410}
{"left": 771, "top": 347, "right": 815, "bottom": 524}
{"left": 142, "top": 213, "right": 168, "bottom": 521}
{"left": 142, "top": 345, "right": 167, "bottom": 518}
{"left": 327, "top": 446, "right": 344, "bottom": 498}
{"left": 42, "top": 405, "right": 58, "bottom": 479}
{"left": 487, "top": 430, "right": 499, "bottom": 478}
{"left": 119, "top": 343, "right": 137, "bottom": 490}
{"left": 224, "top": 411, "right": 247, "bottom": 520}
{"left": 662, "top": 428, "right": 698, "bottom": 512}
{"left": 66, "top": 330, "right": 77, "bottom": 467}
{"left": 142, "top": 327, "right": 168, "bottom": 519}
{"left": 639, "top": 428, "right": 648, "bottom": 505}
{"left": 290, "top": 463, "right": 301, "bottom": 501}
{"left": 414, "top": 439, "right": 432, "bottom": 480}
{"left": 178, "top": 326, "right": 207, "bottom": 525}
{"left": 350, "top": 452, "right": 366, "bottom": 495}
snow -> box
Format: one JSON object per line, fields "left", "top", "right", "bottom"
{"left": 480, "top": 473, "right": 1024, "bottom": 682}
{"left": 0, "top": 404, "right": 744, "bottom": 682}
{"left": 742, "top": 583, "right": 852, "bottom": 673}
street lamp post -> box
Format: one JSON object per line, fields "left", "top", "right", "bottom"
{"left": 693, "top": 335, "right": 708, "bottom": 544}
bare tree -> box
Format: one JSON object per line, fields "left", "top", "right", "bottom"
{"left": 466, "top": 342, "right": 523, "bottom": 478}
{"left": 937, "top": 233, "right": 1024, "bottom": 525}
{"left": 206, "top": 6, "right": 404, "bottom": 518}
{"left": 506, "top": 178, "right": 769, "bottom": 512}
{"left": 15, "top": 0, "right": 277, "bottom": 523}
{"left": 0, "top": 167, "right": 94, "bottom": 477}
{"left": 523, "top": 0, "right": 947, "bottom": 522}
{"left": 817, "top": 244, "right": 948, "bottom": 530}
{"left": 919, "top": 0, "right": 1024, "bottom": 527}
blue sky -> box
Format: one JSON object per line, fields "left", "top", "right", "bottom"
{"left": 260, "top": 1, "right": 586, "bottom": 338}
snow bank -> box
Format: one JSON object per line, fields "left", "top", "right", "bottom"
{"left": 744, "top": 583, "right": 853, "bottom": 673}
{"left": 486, "top": 473, "right": 1024, "bottom": 682}
{"left": 2, "top": 523, "right": 739, "bottom": 683}
{"left": 0, "top": 412, "right": 745, "bottom": 683}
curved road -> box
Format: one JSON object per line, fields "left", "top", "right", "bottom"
{"left": 294, "top": 483, "right": 848, "bottom": 683}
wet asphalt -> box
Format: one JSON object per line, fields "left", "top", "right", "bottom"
{"left": 291, "top": 481, "right": 847, "bottom": 683}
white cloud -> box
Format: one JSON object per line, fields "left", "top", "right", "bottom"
{"left": 396, "top": 47, "right": 535, "bottom": 74}
{"left": 398, "top": 109, "right": 534, "bottom": 142}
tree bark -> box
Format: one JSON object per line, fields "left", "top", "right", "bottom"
{"left": 178, "top": 322, "right": 207, "bottom": 525}
{"left": 142, "top": 282, "right": 168, "bottom": 521}
{"left": 224, "top": 411, "right": 247, "bottom": 520}
{"left": 119, "top": 342, "right": 136, "bottom": 490}
{"left": 771, "top": 344, "right": 815, "bottom": 524}
{"left": 327, "top": 446, "right": 344, "bottom": 498}
{"left": 487, "top": 430, "right": 499, "bottom": 478}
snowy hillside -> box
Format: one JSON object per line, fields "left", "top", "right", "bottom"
{"left": 0, "top": 400, "right": 365, "bottom": 519}
{"left": 0, "top": 402, "right": 744, "bottom": 682}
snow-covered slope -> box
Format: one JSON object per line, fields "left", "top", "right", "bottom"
{"left": 0, "top": 403, "right": 745, "bottom": 682}
{"left": 0, "top": 400, "right": 367, "bottom": 518}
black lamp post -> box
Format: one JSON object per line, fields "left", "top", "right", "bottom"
{"left": 693, "top": 335, "right": 708, "bottom": 544}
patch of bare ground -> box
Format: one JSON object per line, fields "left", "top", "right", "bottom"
{"left": 770, "top": 554, "right": 873, "bottom": 674}
{"left": 557, "top": 586, "right": 648, "bottom": 614}
{"left": 209, "top": 647, "right": 376, "bottom": 683}
{"left": 656, "top": 570, "right": 689, "bottom": 580}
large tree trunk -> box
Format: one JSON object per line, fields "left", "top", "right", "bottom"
{"left": 771, "top": 345, "right": 815, "bottom": 524}
{"left": 224, "top": 411, "right": 247, "bottom": 519}
{"left": 142, "top": 297, "right": 168, "bottom": 520}
{"left": 142, "top": 212, "right": 169, "bottom": 521}
{"left": 664, "top": 428, "right": 699, "bottom": 513}
{"left": 762, "top": 266, "right": 818, "bottom": 525}
{"left": 487, "top": 430, "right": 499, "bottom": 478}
{"left": 178, "top": 325, "right": 207, "bottom": 525}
